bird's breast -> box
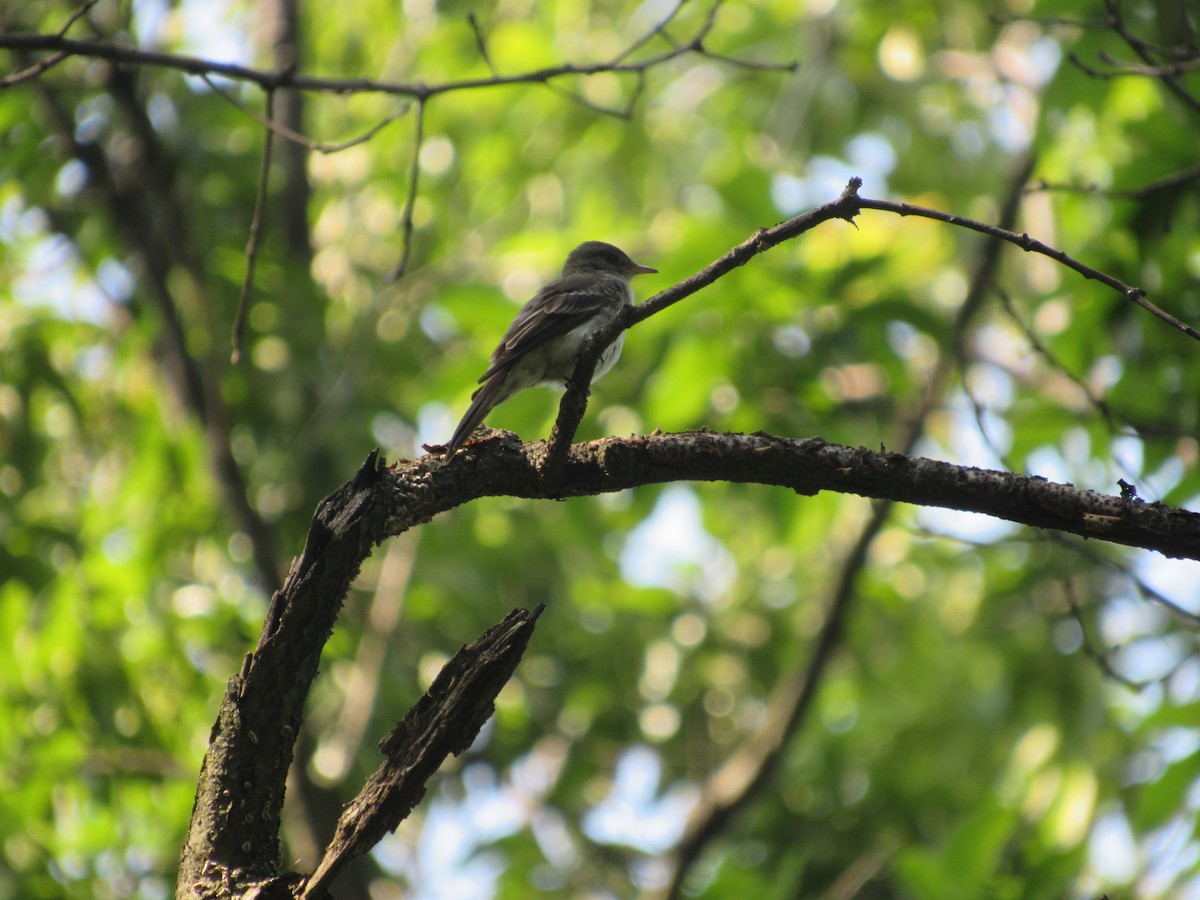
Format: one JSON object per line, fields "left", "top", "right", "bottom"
{"left": 593, "top": 331, "right": 625, "bottom": 380}
{"left": 507, "top": 320, "right": 625, "bottom": 394}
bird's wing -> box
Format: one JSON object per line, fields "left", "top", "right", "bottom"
{"left": 477, "top": 274, "right": 628, "bottom": 383}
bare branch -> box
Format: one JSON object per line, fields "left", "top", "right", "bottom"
{"left": 1027, "top": 162, "right": 1200, "bottom": 200}
{"left": 183, "top": 398, "right": 1200, "bottom": 892}
{"left": 0, "top": 49, "right": 69, "bottom": 86}
{"left": 264, "top": 0, "right": 312, "bottom": 259}
{"left": 852, "top": 192, "right": 1199, "bottom": 343}
{"left": 181, "top": 451, "right": 390, "bottom": 893}
{"left": 321, "top": 537, "right": 418, "bottom": 780}
{"left": 543, "top": 69, "right": 648, "bottom": 119}
{"left": 231, "top": 88, "right": 277, "bottom": 366}
{"left": 994, "top": 289, "right": 1118, "bottom": 424}
{"left": 0, "top": 22, "right": 796, "bottom": 99}
{"left": 0, "top": 0, "right": 97, "bottom": 87}
{"left": 1063, "top": 579, "right": 1148, "bottom": 691}
{"left": 625, "top": 178, "right": 1179, "bottom": 340}
{"left": 989, "top": 11, "right": 1115, "bottom": 29}
{"left": 541, "top": 170, "right": 1189, "bottom": 470}
{"left": 1093, "top": 48, "right": 1200, "bottom": 77}
{"left": 433, "top": 432, "right": 1200, "bottom": 561}
{"left": 1096, "top": 0, "right": 1200, "bottom": 116}
{"left": 201, "top": 70, "right": 412, "bottom": 153}
{"left": 58, "top": 0, "right": 101, "bottom": 36}
{"left": 181, "top": 432, "right": 1200, "bottom": 889}
{"left": 538, "top": 179, "right": 866, "bottom": 464}
{"left": 465, "top": 12, "right": 498, "bottom": 76}
{"left": 301, "top": 605, "right": 543, "bottom": 898}
{"left": 1048, "top": 534, "right": 1200, "bottom": 627}
{"left": 388, "top": 98, "right": 426, "bottom": 281}
{"left": 608, "top": 0, "right": 689, "bottom": 64}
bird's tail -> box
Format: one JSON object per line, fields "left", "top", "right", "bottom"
{"left": 446, "top": 371, "right": 513, "bottom": 456}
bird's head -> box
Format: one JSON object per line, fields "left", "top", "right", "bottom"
{"left": 563, "top": 241, "right": 657, "bottom": 279}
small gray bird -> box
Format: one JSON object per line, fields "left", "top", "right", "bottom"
{"left": 446, "top": 241, "right": 656, "bottom": 455}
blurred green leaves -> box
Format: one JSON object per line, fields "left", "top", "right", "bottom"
{"left": 2, "top": 0, "right": 1200, "bottom": 897}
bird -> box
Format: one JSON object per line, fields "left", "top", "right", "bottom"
{"left": 446, "top": 241, "right": 657, "bottom": 456}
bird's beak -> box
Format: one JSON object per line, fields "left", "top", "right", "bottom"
{"left": 631, "top": 263, "right": 657, "bottom": 276}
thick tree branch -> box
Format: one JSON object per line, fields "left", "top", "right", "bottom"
{"left": 181, "top": 384, "right": 1199, "bottom": 894}
{"left": 422, "top": 433, "right": 1200, "bottom": 559}
{"left": 181, "top": 431, "right": 1200, "bottom": 892}
{"left": 179, "top": 452, "right": 390, "bottom": 895}
{"left": 300, "top": 605, "right": 543, "bottom": 898}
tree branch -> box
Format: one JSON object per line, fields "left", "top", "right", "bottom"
{"left": 1027, "top": 161, "right": 1200, "bottom": 201}
{"left": 263, "top": 0, "right": 313, "bottom": 259}
{"left": 1101, "top": 0, "right": 1200, "bottom": 116}
{"left": 300, "top": 605, "right": 543, "bottom": 898}
{"left": 534, "top": 171, "right": 1189, "bottom": 474}
{"left": 231, "top": 87, "right": 276, "bottom": 365}
{"left": 388, "top": 98, "right": 426, "bottom": 281}
{"left": 852, "top": 193, "right": 1197, "bottom": 341}
{"left": 418, "top": 433, "right": 1200, "bottom": 560}
{"left": 0, "top": 20, "right": 797, "bottom": 99}
{"left": 538, "top": 179, "right": 866, "bottom": 467}
{"left": 179, "top": 452, "right": 390, "bottom": 895}
{"left": 181, "top": 429, "right": 1200, "bottom": 892}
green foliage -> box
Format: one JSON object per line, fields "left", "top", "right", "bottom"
{"left": 1, "top": 0, "right": 1199, "bottom": 897}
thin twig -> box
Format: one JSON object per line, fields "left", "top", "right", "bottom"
{"left": 0, "top": 50, "right": 68, "bottom": 86}
{"left": 58, "top": 0, "right": 101, "bottom": 35}
{"left": 1047, "top": 534, "right": 1200, "bottom": 627}
{"left": 988, "top": 11, "right": 1114, "bottom": 29}
{"left": 388, "top": 98, "right": 425, "bottom": 281}
{"left": 608, "top": 0, "right": 688, "bottom": 65}
{"left": 853, "top": 192, "right": 1200, "bottom": 343}
{"left": 1063, "top": 579, "right": 1148, "bottom": 691}
{"left": 995, "top": 290, "right": 1117, "bottom": 425}
{"left": 1027, "top": 162, "right": 1200, "bottom": 200}
{"left": 1093, "top": 48, "right": 1200, "bottom": 77}
{"left": 200, "top": 71, "right": 411, "bottom": 153}
{"left": 972, "top": 294, "right": 1159, "bottom": 506}
{"left": 231, "top": 89, "right": 277, "bottom": 365}
{"left": 0, "top": 27, "right": 797, "bottom": 98}
{"left": 543, "top": 69, "right": 647, "bottom": 119}
{"left": 0, "top": 0, "right": 96, "bottom": 86}
{"left": 1100, "top": 0, "right": 1200, "bottom": 116}
{"left": 465, "top": 12, "right": 497, "bottom": 76}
